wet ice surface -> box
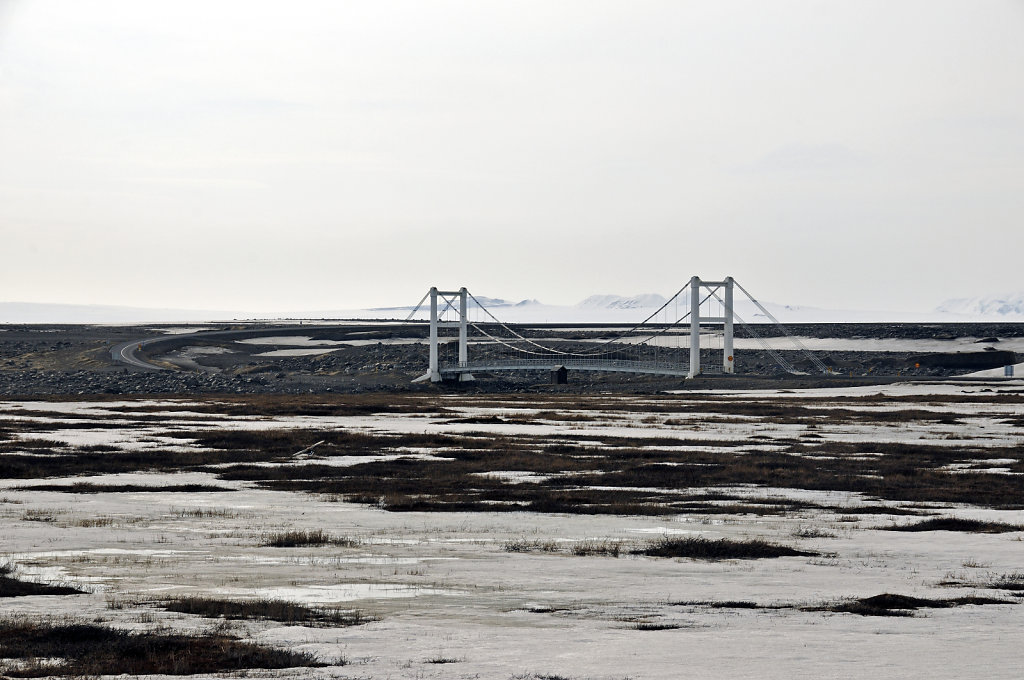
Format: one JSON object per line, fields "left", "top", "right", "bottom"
{"left": 181, "top": 345, "right": 235, "bottom": 356}
{"left": 147, "top": 326, "right": 217, "bottom": 335}
{"left": 237, "top": 336, "right": 350, "bottom": 346}
{"left": 256, "top": 348, "right": 343, "bottom": 357}
{"left": 213, "top": 583, "right": 460, "bottom": 603}
{"left": 239, "top": 335, "right": 434, "bottom": 348}
{"left": 1, "top": 383, "right": 1023, "bottom": 679}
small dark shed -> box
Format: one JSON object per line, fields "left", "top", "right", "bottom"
{"left": 550, "top": 365, "right": 568, "bottom": 384}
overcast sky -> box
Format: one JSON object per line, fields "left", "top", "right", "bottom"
{"left": 1, "top": 1, "right": 1022, "bottom": 314}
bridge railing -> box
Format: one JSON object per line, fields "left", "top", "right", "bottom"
{"left": 439, "top": 358, "right": 722, "bottom": 375}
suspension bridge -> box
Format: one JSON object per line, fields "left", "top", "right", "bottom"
{"left": 408, "top": 276, "right": 831, "bottom": 383}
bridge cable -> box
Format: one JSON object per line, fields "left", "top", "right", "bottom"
{"left": 568, "top": 286, "right": 723, "bottom": 358}
{"left": 731, "top": 280, "right": 831, "bottom": 374}
{"left": 708, "top": 289, "right": 804, "bottom": 375}
{"left": 466, "top": 291, "right": 576, "bottom": 356}
{"left": 725, "top": 311, "right": 803, "bottom": 374}
{"left": 466, "top": 286, "right": 723, "bottom": 362}
{"left": 403, "top": 290, "right": 431, "bottom": 323}
{"left": 468, "top": 322, "right": 578, "bottom": 357}
{"left": 468, "top": 289, "right": 688, "bottom": 355}
{"left": 466, "top": 286, "right": 708, "bottom": 359}
{"left": 564, "top": 282, "right": 694, "bottom": 353}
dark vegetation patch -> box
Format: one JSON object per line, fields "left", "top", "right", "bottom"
{"left": 0, "top": 564, "right": 85, "bottom": 598}
{"left": 0, "top": 412, "right": 215, "bottom": 430}
{"left": 16, "top": 482, "right": 233, "bottom": 494}
{"left": 0, "top": 428, "right": 439, "bottom": 479}
{"left": 449, "top": 391, "right": 1024, "bottom": 414}
{"left": 503, "top": 539, "right": 559, "bottom": 553}
{"left": 7, "top": 394, "right": 437, "bottom": 417}
{"left": 571, "top": 441, "right": 1024, "bottom": 509}
{"left": 5, "top": 394, "right": 1023, "bottom": 514}
{"left": 633, "top": 537, "right": 816, "bottom": 560}
{"left": 819, "top": 505, "right": 922, "bottom": 516}
{"left": 523, "top": 606, "right": 577, "bottom": 615}
{"left": 220, "top": 432, "right": 1024, "bottom": 513}
{"left": 161, "top": 597, "right": 374, "bottom": 627}
{"left": 261, "top": 529, "right": 359, "bottom": 547}
{"left": 183, "top": 428, "right": 407, "bottom": 456}
{"left": 544, "top": 433, "right": 755, "bottom": 448}
{"left": 443, "top": 415, "right": 525, "bottom": 425}
{"left": 0, "top": 619, "right": 324, "bottom": 677}
{"left": 672, "top": 600, "right": 767, "bottom": 609}
{"left": 131, "top": 393, "right": 436, "bottom": 418}
{"left": 200, "top": 432, "right": 823, "bottom": 514}
{"left": 675, "top": 594, "right": 1013, "bottom": 617}
{"left": 0, "top": 437, "right": 68, "bottom": 453}
{"left": 0, "top": 444, "right": 284, "bottom": 480}
{"left": 634, "top": 622, "right": 685, "bottom": 630}
{"left": 675, "top": 404, "right": 973, "bottom": 425}
{"left": 503, "top": 538, "right": 623, "bottom": 557}
{"left": 940, "top": 572, "right": 1024, "bottom": 593}
{"left": 990, "top": 574, "right": 1024, "bottom": 592}
{"left": 793, "top": 527, "right": 838, "bottom": 538}
{"left": 807, "top": 593, "right": 1012, "bottom": 617}
{"left": 466, "top": 397, "right": 1007, "bottom": 426}
{"left": 885, "top": 517, "right": 1024, "bottom": 533}
{"left": 570, "top": 540, "right": 623, "bottom": 557}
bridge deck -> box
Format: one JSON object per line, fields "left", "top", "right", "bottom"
{"left": 439, "top": 359, "right": 721, "bottom": 377}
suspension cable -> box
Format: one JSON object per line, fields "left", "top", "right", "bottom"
{"left": 469, "top": 322, "right": 577, "bottom": 356}
{"left": 403, "top": 290, "right": 431, "bottom": 322}
{"left": 466, "top": 291, "right": 574, "bottom": 355}
{"left": 466, "top": 286, "right": 708, "bottom": 358}
{"left": 732, "top": 280, "right": 830, "bottom": 373}
{"left": 571, "top": 286, "right": 723, "bottom": 357}
{"left": 577, "top": 283, "right": 692, "bottom": 349}
{"left": 708, "top": 289, "right": 803, "bottom": 374}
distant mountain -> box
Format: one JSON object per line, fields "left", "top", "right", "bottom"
{"left": 935, "top": 292, "right": 1024, "bottom": 318}
{"left": 577, "top": 294, "right": 669, "bottom": 310}
{"left": 467, "top": 296, "right": 529, "bottom": 308}
{"left": 368, "top": 295, "right": 538, "bottom": 312}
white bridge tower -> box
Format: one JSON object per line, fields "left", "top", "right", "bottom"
{"left": 415, "top": 287, "right": 473, "bottom": 383}
{"left": 689, "top": 276, "right": 736, "bottom": 378}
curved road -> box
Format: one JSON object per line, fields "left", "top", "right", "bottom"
{"left": 110, "top": 337, "right": 168, "bottom": 371}
{"left": 110, "top": 323, "right": 418, "bottom": 372}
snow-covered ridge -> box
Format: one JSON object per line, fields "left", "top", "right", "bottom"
{"left": 935, "top": 292, "right": 1024, "bottom": 318}
{"left": 576, "top": 294, "right": 669, "bottom": 310}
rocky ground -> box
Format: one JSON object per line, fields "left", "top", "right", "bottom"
{"left": 0, "top": 321, "right": 1020, "bottom": 396}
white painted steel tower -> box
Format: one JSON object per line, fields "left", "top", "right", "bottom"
{"left": 687, "top": 276, "right": 735, "bottom": 378}
{"left": 418, "top": 287, "right": 473, "bottom": 383}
